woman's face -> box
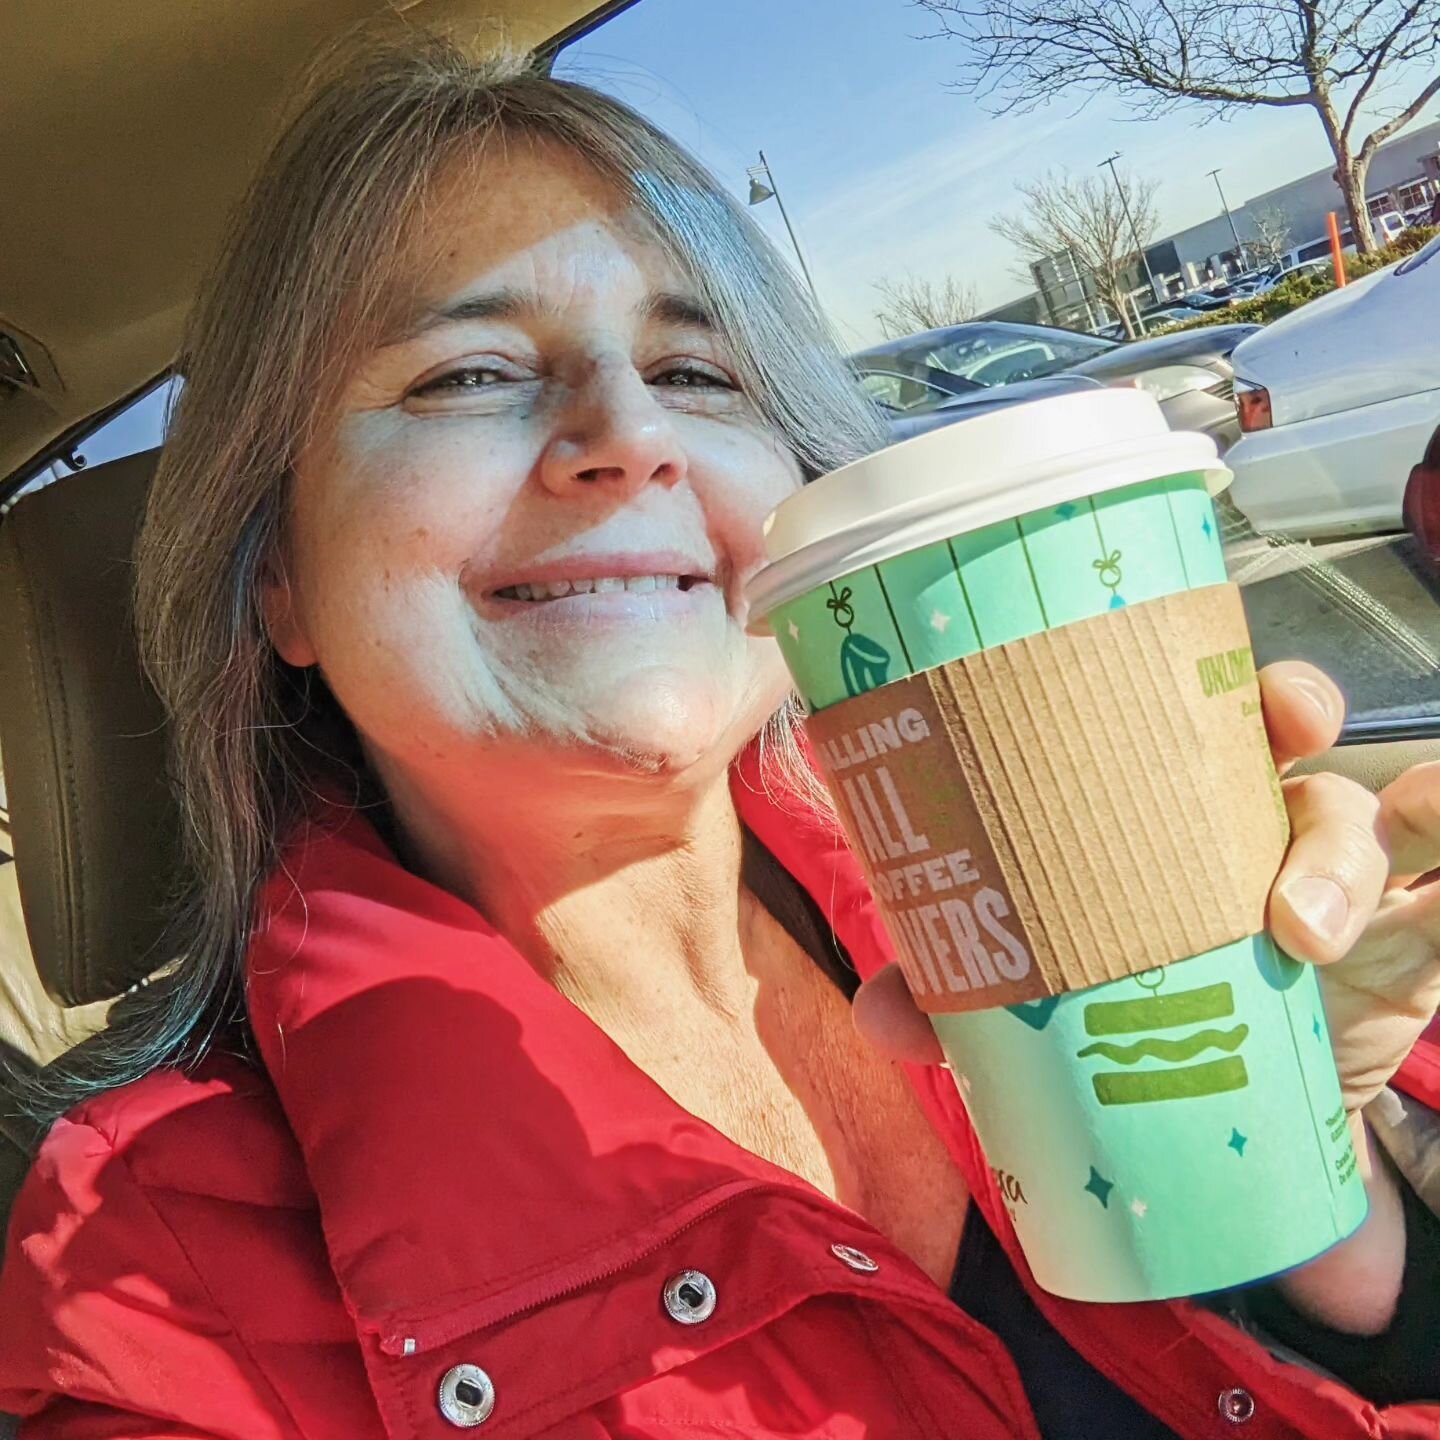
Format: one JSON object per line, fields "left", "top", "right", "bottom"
{"left": 268, "top": 141, "right": 802, "bottom": 789}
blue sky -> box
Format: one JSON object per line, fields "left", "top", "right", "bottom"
{"left": 559, "top": 0, "right": 1438, "bottom": 347}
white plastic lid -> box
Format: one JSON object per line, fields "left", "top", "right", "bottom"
{"left": 748, "top": 388, "right": 1231, "bottom": 625}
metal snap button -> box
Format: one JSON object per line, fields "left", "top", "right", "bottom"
{"left": 830, "top": 1242, "right": 880, "bottom": 1273}
{"left": 1217, "top": 1387, "right": 1256, "bottom": 1425}
{"left": 662, "top": 1269, "right": 718, "bottom": 1324}
{"left": 437, "top": 1364, "right": 495, "bottom": 1427}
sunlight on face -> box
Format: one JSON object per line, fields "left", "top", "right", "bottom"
{"left": 268, "top": 141, "right": 801, "bottom": 788}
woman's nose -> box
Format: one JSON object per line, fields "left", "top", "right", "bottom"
{"left": 538, "top": 364, "right": 687, "bottom": 497}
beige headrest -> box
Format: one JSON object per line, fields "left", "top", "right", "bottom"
{"left": 0, "top": 449, "right": 177, "bottom": 1005}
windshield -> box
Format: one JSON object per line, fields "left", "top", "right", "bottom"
{"left": 860, "top": 324, "right": 1116, "bottom": 389}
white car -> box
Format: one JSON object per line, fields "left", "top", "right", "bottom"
{"left": 1142, "top": 305, "right": 1203, "bottom": 329}
{"left": 1248, "top": 259, "right": 1333, "bottom": 296}
{"left": 1225, "top": 233, "right": 1440, "bottom": 538}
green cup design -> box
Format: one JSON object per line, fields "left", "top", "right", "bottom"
{"left": 1078, "top": 973, "right": 1250, "bottom": 1106}
{"left": 933, "top": 935, "right": 1366, "bottom": 1302}
{"left": 826, "top": 582, "right": 894, "bottom": 697}
{"left": 772, "top": 473, "right": 1226, "bottom": 714}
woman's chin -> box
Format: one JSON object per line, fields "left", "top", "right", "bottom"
{"left": 573, "top": 674, "right": 775, "bottom": 778}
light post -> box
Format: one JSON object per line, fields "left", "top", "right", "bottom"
{"left": 1208, "top": 167, "right": 1245, "bottom": 266}
{"left": 1099, "top": 151, "right": 1159, "bottom": 322}
{"left": 747, "top": 150, "right": 821, "bottom": 306}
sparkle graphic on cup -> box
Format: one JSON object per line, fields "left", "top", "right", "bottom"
{"left": 1077, "top": 967, "right": 1251, "bottom": 1106}
{"left": 827, "top": 580, "right": 891, "bottom": 698}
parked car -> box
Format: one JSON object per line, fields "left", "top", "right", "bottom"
{"left": 1249, "top": 258, "right": 1333, "bottom": 295}
{"left": 1376, "top": 210, "right": 1408, "bottom": 244}
{"left": 850, "top": 318, "right": 1258, "bottom": 451}
{"left": 1140, "top": 305, "right": 1204, "bottom": 329}
{"left": 852, "top": 362, "right": 1105, "bottom": 440}
{"left": 1226, "top": 232, "right": 1440, "bottom": 537}
{"left": 1224, "top": 271, "right": 1269, "bottom": 298}
{"left": 1180, "top": 287, "right": 1244, "bottom": 311}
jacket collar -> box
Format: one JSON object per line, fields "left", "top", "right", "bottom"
{"left": 244, "top": 747, "right": 912, "bottom": 1353}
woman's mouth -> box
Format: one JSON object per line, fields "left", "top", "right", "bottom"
{"left": 494, "top": 574, "right": 704, "bottom": 602}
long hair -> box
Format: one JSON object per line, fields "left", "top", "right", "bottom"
{"left": 25, "top": 30, "right": 885, "bottom": 1122}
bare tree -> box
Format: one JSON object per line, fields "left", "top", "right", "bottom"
{"left": 1248, "top": 205, "right": 1295, "bottom": 267}
{"left": 914, "top": 0, "right": 1440, "bottom": 252}
{"left": 990, "top": 168, "right": 1159, "bottom": 336}
{"left": 873, "top": 272, "right": 981, "bottom": 337}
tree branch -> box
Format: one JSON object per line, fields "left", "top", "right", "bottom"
{"left": 1360, "top": 69, "right": 1440, "bottom": 161}
{"left": 914, "top": 0, "right": 1439, "bottom": 252}
{"left": 1341, "top": 0, "right": 1431, "bottom": 142}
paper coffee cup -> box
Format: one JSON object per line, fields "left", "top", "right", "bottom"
{"left": 747, "top": 390, "right": 1367, "bottom": 1300}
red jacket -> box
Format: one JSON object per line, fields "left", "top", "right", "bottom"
{"left": 2, "top": 751, "right": 1438, "bottom": 1440}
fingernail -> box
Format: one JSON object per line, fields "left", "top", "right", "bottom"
{"left": 1280, "top": 875, "right": 1349, "bottom": 941}
{"left": 1290, "top": 673, "right": 1341, "bottom": 728}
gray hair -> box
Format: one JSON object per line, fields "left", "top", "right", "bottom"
{"left": 26, "top": 30, "right": 884, "bottom": 1121}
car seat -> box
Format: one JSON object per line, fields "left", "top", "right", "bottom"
{"left": 0, "top": 448, "right": 174, "bottom": 1242}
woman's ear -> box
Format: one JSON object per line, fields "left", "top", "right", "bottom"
{"left": 261, "top": 554, "right": 318, "bottom": 669}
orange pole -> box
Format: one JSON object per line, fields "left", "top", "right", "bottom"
{"left": 1327, "top": 211, "right": 1348, "bottom": 287}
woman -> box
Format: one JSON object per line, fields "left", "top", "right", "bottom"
{"left": 2, "top": 34, "right": 1439, "bottom": 1440}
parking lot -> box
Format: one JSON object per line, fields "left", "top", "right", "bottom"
{"left": 1223, "top": 502, "right": 1440, "bottom": 727}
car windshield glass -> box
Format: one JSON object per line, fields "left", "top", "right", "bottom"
{"left": 865, "top": 325, "right": 1115, "bottom": 387}
{"left": 1217, "top": 506, "right": 1440, "bottom": 736}
{"left": 857, "top": 369, "right": 956, "bottom": 413}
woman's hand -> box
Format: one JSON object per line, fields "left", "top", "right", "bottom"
{"left": 853, "top": 660, "right": 1440, "bottom": 1336}
{"left": 855, "top": 660, "right": 1440, "bottom": 1110}
{"left": 1259, "top": 663, "right": 1440, "bottom": 1115}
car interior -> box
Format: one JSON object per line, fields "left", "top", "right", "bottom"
{"left": 2, "top": 6, "right": 1439, "bottom": 1424}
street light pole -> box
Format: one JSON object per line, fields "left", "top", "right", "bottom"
{"left": 1099, "top": 151, "right": 1159, "bottom": 315}
{"left": 748, "top": 150, "right": 821, "bottom": 307}
{"left": 1207, "top": 167, "right": 1244, "bottom": 261}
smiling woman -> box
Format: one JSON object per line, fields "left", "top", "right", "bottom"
{"left": 265, "top": 141, "right": 806, "bottom": 792}
{"left": 111, "top": 34, "right": 884, "bottom": 1097}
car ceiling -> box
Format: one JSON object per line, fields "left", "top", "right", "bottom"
{"left": 0, "top": 0, "right": 624, "bottom": 483}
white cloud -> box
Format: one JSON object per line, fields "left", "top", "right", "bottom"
{"left": 793, "top": 113, "right": 1072, "bottom": 344}
{"left": 805, "top": 112, "right": 1071, "bottom": 237}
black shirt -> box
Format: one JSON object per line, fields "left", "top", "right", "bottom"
{"left": 951, "top": 1203, "right": 1182, "bottom": 1438}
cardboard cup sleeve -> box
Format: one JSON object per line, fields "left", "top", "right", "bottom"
{"left": 804, "top": 582, "right": 1289, "bottom": 1014}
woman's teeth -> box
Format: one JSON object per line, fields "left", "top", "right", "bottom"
{"left": 497, "top": 575, "right": 689, "bottom": 601}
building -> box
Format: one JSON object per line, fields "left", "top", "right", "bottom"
{"left": 1167, "top": 118, "right": 1440, "bottom": 284}
{"left": 983, "top": 117, "right": 1440, "bottom": 330}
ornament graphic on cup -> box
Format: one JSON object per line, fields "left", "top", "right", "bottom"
{"left": 827, "top": 580, "right": 891, "bottom": 697}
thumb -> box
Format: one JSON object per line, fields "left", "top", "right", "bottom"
{"left": 852, "top": 963, "right": 945, "bottom": 1066}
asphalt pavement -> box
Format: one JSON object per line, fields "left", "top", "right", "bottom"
{"left": 1221, "top": 500, "right": 1440, "bottom": 729}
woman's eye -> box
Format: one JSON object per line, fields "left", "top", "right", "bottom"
{"left": 651, "top": 363, "right": 734, "bottom": 390}
{"left": 411, "top": 364, "right": 514, "bottom": 397}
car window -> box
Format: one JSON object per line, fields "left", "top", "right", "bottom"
{"left": 969, "top": 344, "right": 1054, "bottom": 385}
{"left": 4, "top": 375, "right": 179, "bottom": 514}
{"left": 920, "top": 325, "right": 1111, "bottom": 381}
{"left": 857, "top": 370, "right": 953, "bottom": 413}
{"left": 1222, "top": 505, "right": 1440, "bottom": 738}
